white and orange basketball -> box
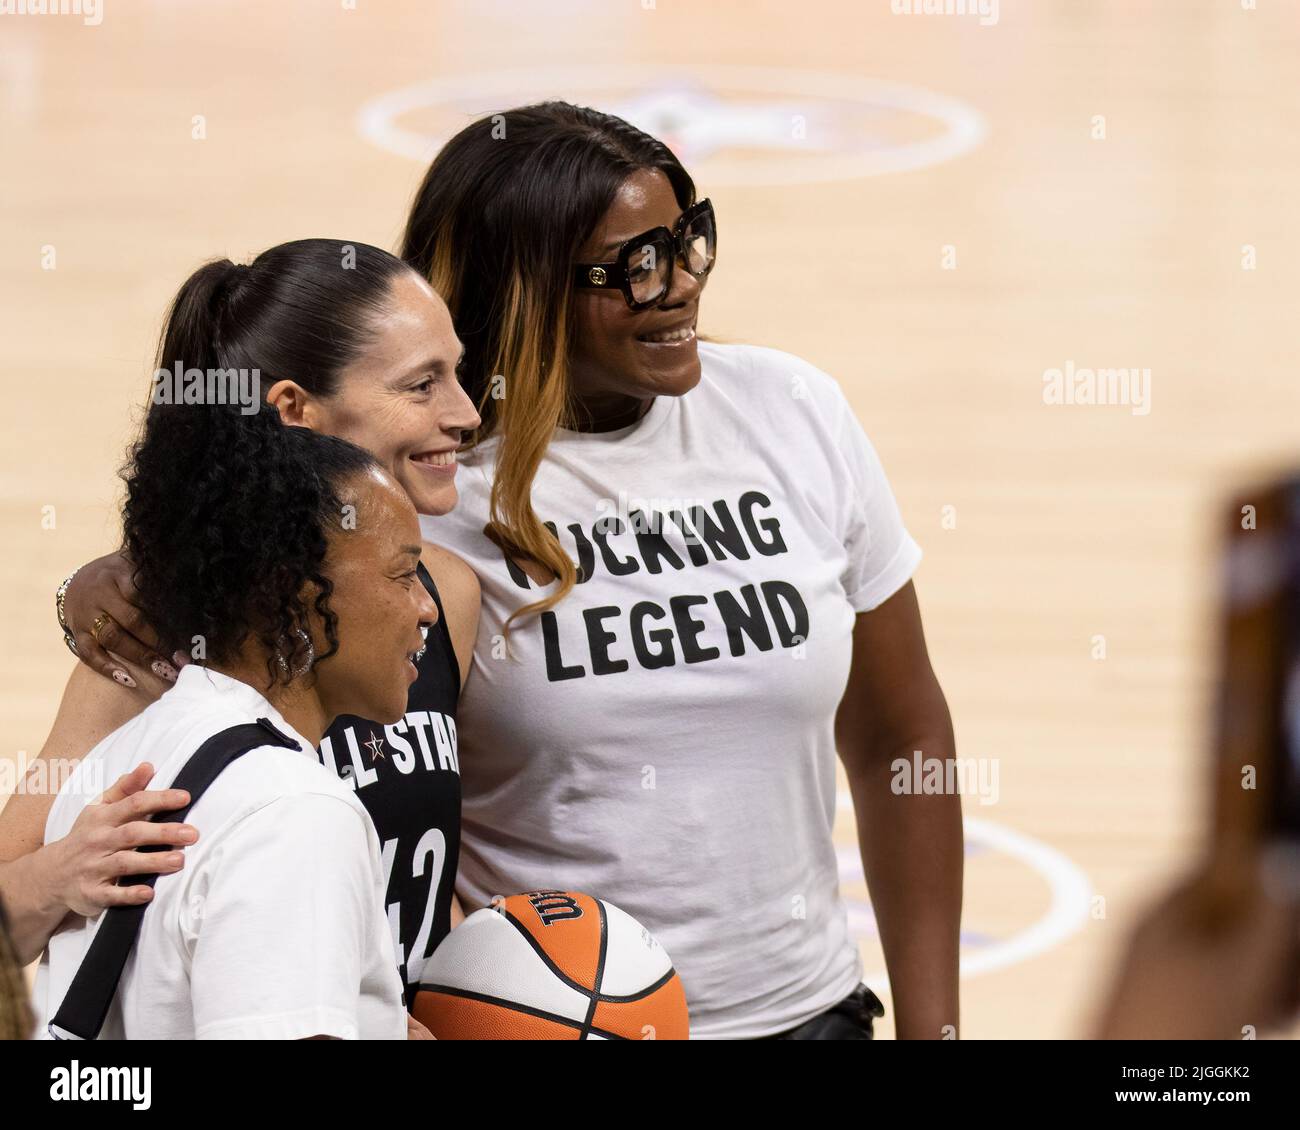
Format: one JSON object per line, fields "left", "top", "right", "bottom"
{"left": 412, "top": 890, "right": 688, "bottom": 1040}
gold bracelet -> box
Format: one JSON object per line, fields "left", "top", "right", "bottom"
{"left": 55, "top": 567, "right": 81, "bottom": 656}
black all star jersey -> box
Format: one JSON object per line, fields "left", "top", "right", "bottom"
{"left": 316, "top": 563, "right": 461, "bottom": 1007}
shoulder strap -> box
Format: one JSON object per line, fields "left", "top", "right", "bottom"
{"left": 416, "top": 561, "right": 460, "bottom": 698}
{"left": 48, "top": 717, "right": 300, "bottom": 1041}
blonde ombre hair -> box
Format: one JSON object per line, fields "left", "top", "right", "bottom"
{"left": 402, "top": 101, "right": 698, "bottom": 632}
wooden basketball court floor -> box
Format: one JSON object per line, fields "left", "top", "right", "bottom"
{"left": 2, "top": 0, "right": 1298, "bottom": 1039}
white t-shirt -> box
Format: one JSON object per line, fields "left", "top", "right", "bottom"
{"left": 34, "top": 665, "right": 406, "bottom": 1040}
{"left": 423, "top": 341, "right": 922, "bottom": 1039}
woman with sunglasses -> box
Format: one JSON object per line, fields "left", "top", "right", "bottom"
{"left": 47, "top": 103, "right": 960, "bottom": 1040}
{"left": 399, "top": 102, "right": 961, "bottom": 1040}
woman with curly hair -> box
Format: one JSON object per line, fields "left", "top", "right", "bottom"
{"left": 36, "top": 345, "right": 435, "bottom": 1037}
{"left": 0, "top": 241, "right": 478, "bottom": 1027}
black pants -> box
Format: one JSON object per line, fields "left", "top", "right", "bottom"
{"left": 762, "top": 984, "right": 886, "bottom": 1040}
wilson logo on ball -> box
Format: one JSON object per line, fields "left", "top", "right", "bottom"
{"left": 525, "top": 890, "right": 584, "bottom": 926}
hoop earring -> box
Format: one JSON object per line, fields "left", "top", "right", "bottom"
{"left": 275, "top": 627, "right": 316, "bottom": 680}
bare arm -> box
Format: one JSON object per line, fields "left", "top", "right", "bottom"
{"left": 835, "top": 581, "right": 962, "bottom": 1040}
{"left": 0, "top": 664, "right": 146, "bottom": 859}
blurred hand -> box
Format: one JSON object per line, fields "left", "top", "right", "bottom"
{"left": 1094, "top": 869, "right": 1300, "bottom": 1039}
{"left": 42, "top": 762, "right": 197, "bottom": 918}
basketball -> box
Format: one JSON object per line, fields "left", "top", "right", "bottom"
{"left": 411, "top": 891, "right": 689, "bottom": 1040}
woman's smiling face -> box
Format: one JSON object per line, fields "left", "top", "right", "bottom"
{"left": 271, "top": 270, "right": 481, "bottom": 517}
{"left": 567, "top": 168, "right": 708, "bottom": 422}
{"left": 311, "top": 465, "right": 437, "bottom": 727}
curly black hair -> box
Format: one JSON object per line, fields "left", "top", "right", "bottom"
{"left": 123, "top": 401, "right": 373, "bottom": 685}
{"left": 121, "top": 242, "right": 410, "bottom": 685}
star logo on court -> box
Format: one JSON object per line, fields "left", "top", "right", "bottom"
{"left": 363, "top": 731, "right": 386, "bottom": 762}
{"left": 361, "top": 67, "right": 986, "bottom": 184}
{"left": 612, "top": 86, "right": 824, "bottom": 161}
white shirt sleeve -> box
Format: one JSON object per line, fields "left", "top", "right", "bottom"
{"left": 186, "top": 792, "right": 387, "bottom": 1040}
{"left": 831, "top": 392, "right": 923, "bottom": 613}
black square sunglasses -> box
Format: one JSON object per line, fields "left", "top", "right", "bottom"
{"left": 573, "top": 198, "right": 717, "bottom": 311}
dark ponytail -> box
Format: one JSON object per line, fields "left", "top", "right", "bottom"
{"left": 151, "top": 258, "right": 247, "bottom": 379}
{"left": 122, "top": 242, "right": 405, "bottom": 684}
{"left": 151, "top": 238, "right": 414, "bottom": 401}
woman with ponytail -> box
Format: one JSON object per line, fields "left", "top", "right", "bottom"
{"left": 0, "top": 241, "right": 480, "bottom": 1022}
